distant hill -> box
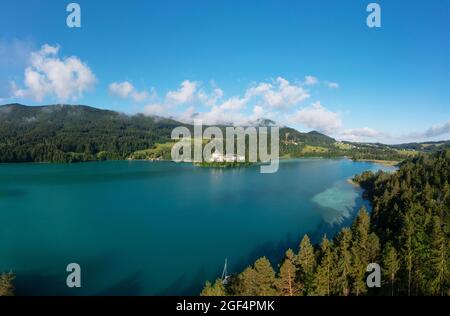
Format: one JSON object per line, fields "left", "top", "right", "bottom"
{"left": 280, "top": 127, "right": 335, "bottom": 145}
{"left": 0, "top": 103, "right": 184, "bottom": 162}
{"left": 0, "top": 103, "right": 447, "bottom": 163}
{"left": 391, "top": 141, "right": 450, "bottom": 152}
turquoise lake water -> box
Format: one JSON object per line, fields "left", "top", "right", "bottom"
{"left": 0, "top": 159, "right": 394, "bottom": 295}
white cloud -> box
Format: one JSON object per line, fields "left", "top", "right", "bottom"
{"left": 339, "top": 127, "right": 385, "bottom": 142}
{"left": 143, "top": 103, "right": 168, "bottom": 117}
{"left": 137, "top": 78, "right": 449, "bottom": 144}
{"left": 141, "top": 76, "right": 313, "bottom": 123}
{"left": 139, "top": 77, "right": 341, "bottom": 128}
{"left": 304, "top": 76, "right": 340, "bottom": 89}
{"left": 422, "top": 120, "right": 450, "bottom": 138}
{"left": 326, "top": 81, "right": 339, "bottom": 89}
{"left": 246, "top": 82, "right": 272, "bottom": 96}
{"left": 142, "top": 80, "right": 249, "bottom": 124}
{"left": 198, "top": 87, "right": 224, "bottom": 107}
{"left": 191, "top": 106, "right": 250, "bottom": 126}
{"left": 178, "top": 106, "right": 197, "bottom": 122}
{"left": 338, "top": 121, "right": 450, "bottom": 143}
{"left": 166, "top": 80, "right": 198, "bottom": 104}
{"left": 108, "top": 81, "right": 152, "bottom": 102}
{"left": 289, "top": 102, "right": 342, "bottom": 133}
{"left": 253, "top": 105, "right": 264, "bottom": 117}
{"left": 141, "top": 80, "right": 200, "bottom": 118}
{"left": 304, "top": 75, "right": 319, "bottom": 86}
{"left": 109, "top": 81, "right": 134, "bottom": 98}
{"left": 246, "top": 77, "right": 310, "bottom": 108}
{"left": 131, "top": 90, "right": 151, "bottom": 102}
{"left": 218, "top": 96, "right": 249, "bottom": 111}
{"left": 12, "top": 44, "right": 97, "bottom": 102}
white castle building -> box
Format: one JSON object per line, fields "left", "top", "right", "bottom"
{"left": 209, "top": 152, "right": 245, "bottom": 163}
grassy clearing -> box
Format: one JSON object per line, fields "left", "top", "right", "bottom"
{"left": 301, "top": 145, "right": 329, "bottom": 154}
{"left": 129, "top": 142, "right": 174, "bottom": 160}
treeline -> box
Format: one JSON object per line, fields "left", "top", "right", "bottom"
{"left": 280, "top": 140, "right": 417, "bottom": 161}
{"left": 0, "top": 104, "right": 183, "bottom": 163}
{"left": 202, "top": 209, "right": 385, "bottom": 296}
{"left": 355, "top": 150, "right": 450, "bottom": 295}
{"left": 0, "top": 103, "right": 422, "bottom": 164}
{"left": 350, "top": 147, "right": 415, "bottom": 162}
{"left": 202, "top": 150, "right": 450, "bottom": 296}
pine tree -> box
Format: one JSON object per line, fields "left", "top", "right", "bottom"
{"left": 334, "top": 228, "right": 352, "bottom": 296}
{"left": 352, "top": 207, "right": 370, "bottom": 248}
{"left": 232, "top": 266, "right": 258, "bottom": 296}
{"left": 411, "top": 206, "right": 431, "bottom": 295}
{"left": 277, "top": 249, "right": 300, "bottom": 296}
{"left": 201, "top": 279, "right": 226, "bottom": 296}
{"left": 297, "top": 235, "right": 316, "bottom": 295}
{"left": 350, "top": 252, "right": 367, "bottom": 296}
{"left": 351, "top": 208, "right": 371, "bottom": 296}
{"left": 429, "top": 216, "right": 448, "bottom": 296}
{"left": 0, "top": 272, "right": 15, "bottom": 296}
{"left": 367, "top": 233, "right": 380, "bottom": 262}
{"left": 402, "top": 210, "right": 415, "bottom": 296}
{"left": 253, "top": 257, "right": 277, "bottom": 296}
{"left": 382, "top": 243, "right": 400, "bottom": 296}
{"left": 312, "top": 235, "right": 334, "bottom": 296}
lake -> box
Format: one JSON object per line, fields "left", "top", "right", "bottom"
{"left": 0, "top": 159, "right": 394, "bottom": 295}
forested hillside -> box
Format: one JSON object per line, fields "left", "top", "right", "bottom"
{"left": 0, "top": 103, "right": 443, "bottom": 163}
{"left": 201, "top": 150, "right": 450, "bottom": 296}
{"left": 0, "top": 103, "right": 338, "bottom": 163}
{"left": 0, "top": 104, "right": 183, "bottom": 162}
{"left": 355, "top": 150, "right": 450, "bottom": 295}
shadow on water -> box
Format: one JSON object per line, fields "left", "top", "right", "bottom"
{"left": 172, "top": 194, "right": 372, "bottom": 295}
{"left": 156, "top": 266, "right": 209, "bottom": 296}
{"left": 0, "top": 189, "right": 27, "bottom": 198}
{"left": 173, "top": 233, "right": 315, "bottom": 295}
{"left": 237, "top": 235, "right": 299, "bottom": 269}
{"left": 14, "top": 256, "right": 113, "bottom": 296}
{"left": 96, "top": 271, "right": 143, "bottom": 296}
{"left": 14, "top": 270, "right": 75, "bottom": 296}
{"left": 171, "top": 230, "right": 326, "bottom": 295}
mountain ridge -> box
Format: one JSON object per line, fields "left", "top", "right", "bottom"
{"left": 0, "top": 103, "right": 447, "bottom": 163}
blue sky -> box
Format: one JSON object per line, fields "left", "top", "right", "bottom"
{"left": 1, "top": 0, "right": 449, "bottom": 143}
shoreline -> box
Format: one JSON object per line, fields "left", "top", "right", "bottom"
{"left": 346, "top": 178, "right": 360, "bottom": 187}
{"left": 0, "top": 156, "right": 403, "bottom": 167}
{"left": 351, "top": 158, "right": 400, "bottom": 167}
